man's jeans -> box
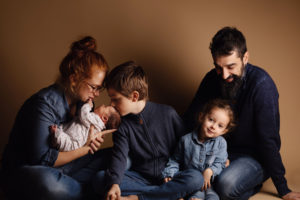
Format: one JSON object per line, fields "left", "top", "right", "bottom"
{"left": 214, "top": 155, "right": 269, "bottom": 200}
{"left": 1, "top": 148, "right": 112, "bottom": 200}
{"left": 93, "top": 169, "right": 204, "bottom": 200}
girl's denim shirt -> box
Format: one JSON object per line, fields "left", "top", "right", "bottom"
{"left": 162, "top": 131, "right": 227, "bottom": 179}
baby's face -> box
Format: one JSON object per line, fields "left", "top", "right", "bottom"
{"left": 94, "top": 105, "right": 116, "bottom": 119}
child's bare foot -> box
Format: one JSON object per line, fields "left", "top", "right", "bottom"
{"left": 120, "top": 195, "right": 139, "bottom": 200}
{"left": 50, "top": 124, "right": 57, "bottom": 134}
{"left": 178, "top": 198, "right": 184, "bottom": 200}
{"left": 189, "top": 198, "right": 202, "bottom": 200}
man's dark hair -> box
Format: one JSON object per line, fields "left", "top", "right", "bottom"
{"left": 209, "top": 27, "right": 247, "bottom": 59}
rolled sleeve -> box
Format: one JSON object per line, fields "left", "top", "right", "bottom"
{"left": 27, "top": 98, "right": 60, "bottom": 166}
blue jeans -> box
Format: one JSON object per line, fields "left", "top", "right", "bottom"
{"left": 214, "top": 155, "right": 268, "bottom": 200}
{"left": 188, "top": 187, "right": 219, "bottom": 200}
{"left": 93, "top": 169, "right": 204, "bottom": 200}
{"left": 1, "top": 148, "right": 112, "bottom": 200}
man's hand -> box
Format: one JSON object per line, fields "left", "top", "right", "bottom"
{"left": 88, "top": 126, "right": 116, "bottom": 154}
{"left": 282, "top": 191, "right": 300, "bottom": 200}
{"left": 202, "top": 168, "right": 213, "bottom": 191}
{"left": 164, "top": 177, "right": 172, "bottom": 183}
{"left": 106, "top": 184, "right": 121, "bottom": 200}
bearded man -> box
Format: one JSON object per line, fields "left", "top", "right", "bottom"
{"left": 183, "top": 27, "right": 300, "bottom": 200}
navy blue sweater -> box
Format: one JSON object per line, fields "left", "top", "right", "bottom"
{"left": 183, "top": 64, "right": 290, "bottom": 196}
{"left": 106, "top": 101, "right": 185, "bottom": 186}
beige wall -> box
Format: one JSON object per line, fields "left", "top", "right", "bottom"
{"left": 1, "top": 0, "right": 300, "bottom": 193}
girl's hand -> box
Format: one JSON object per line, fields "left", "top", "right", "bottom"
{"left": 202, "top": 168, "right": 213, "bottom": 191}
{"left": 88, "top": 125, "right": 116, "bottom": 154}
{"left": 164, "top": 177, "right": 172, "bottom": 183}
{"left": 225, "top": 159, "right": 230, "bottom": 167}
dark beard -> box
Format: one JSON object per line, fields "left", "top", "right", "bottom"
{"left": 219, "top": 75, "right": 243, "bottom": 100}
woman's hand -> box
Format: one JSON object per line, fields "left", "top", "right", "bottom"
{"left": 87, "top": 125, "right": 116, "bottom": 154}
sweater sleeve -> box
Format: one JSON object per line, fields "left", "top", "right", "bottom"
{"left": 105, "top": 126, "right": 129, "bottom": 186}
{"left": 162, "top": 138, "right": 183, "bottom": 178}
{"left": 254, "top": 77, "right": 291, "bottom": 196}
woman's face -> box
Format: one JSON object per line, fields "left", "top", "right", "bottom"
{"left": 76, "top": 65, "right": 106, "bottom": 102}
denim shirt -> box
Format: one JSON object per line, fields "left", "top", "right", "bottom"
{"left": 162, "top": 131, "right": 227, "bottom": 179}
{"left": 1, "top": 84, "right": 70, "bottom": 170}
{"left": 183, "top": 63, "right": 290, "bottom": 196}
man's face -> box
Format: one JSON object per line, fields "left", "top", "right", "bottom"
{"left": 214, "top": 51, "right": 248, "bottom": 82}
{"left": 214, "top": 51, "right": 248, "bottom": 99}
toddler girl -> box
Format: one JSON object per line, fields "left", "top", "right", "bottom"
{"left": 162, "top": 99, "right": 235, "bottom": 200}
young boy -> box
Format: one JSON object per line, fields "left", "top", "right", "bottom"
{"left": 51, "top": 100, "right": 121, "bottom": 151}
{"left": 93, "top": 61, "right": 203, "bottom": 200}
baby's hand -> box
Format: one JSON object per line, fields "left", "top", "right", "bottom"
{"left": 87, "top": 99, "right": 93, "bottom": 107}
{"left": 49, "top": 125, "right": 58, "bottom": 148}
{"left": 49, "top": 124, "right": 57, "bottom": 134}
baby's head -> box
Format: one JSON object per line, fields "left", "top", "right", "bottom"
{"left": 94, "top": 105, "right": 121, "bottom": 129}
{"left": 197, "top": 99, "right": 235, "bottom": 140}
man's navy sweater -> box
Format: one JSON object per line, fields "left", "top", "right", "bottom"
{"left": 106, "top": 101, "right": 185, "bottom": 186}
{"left": 183, "top": 63, "right": 290, "bottom": 196}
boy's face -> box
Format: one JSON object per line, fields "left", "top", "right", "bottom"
{"left": 201, "top": 108, "right": 229, "bottom": 140}
{"left": 107, "top": 88, "right": 134, "bottom": 116}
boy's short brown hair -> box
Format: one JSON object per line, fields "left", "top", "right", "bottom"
{"left": 106, "top": 61, "right": 148, "bottom": 100}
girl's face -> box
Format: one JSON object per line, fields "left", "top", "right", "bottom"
{"left": 201, "top": 107, "right": 230, "bottom": 140}
{"left": 75, "top": 65, "right": 106, "bottom": 102}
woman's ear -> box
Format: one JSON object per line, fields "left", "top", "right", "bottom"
{"left": 131, "top": 91, "right": 140, "bottom": 102}
{"left": 69, "top": 74, "right": 77, "bottom": 88}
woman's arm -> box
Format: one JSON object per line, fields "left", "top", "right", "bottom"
{"left": 54, "top": 127, "right": 116, "bottom": 167}
{"left": 54, "top": 145, "right": 90, "bottom": 167}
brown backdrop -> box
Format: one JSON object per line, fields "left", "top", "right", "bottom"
{"left": 1, "top": 0, "right": 299, "bottom": 193}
